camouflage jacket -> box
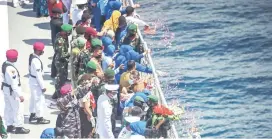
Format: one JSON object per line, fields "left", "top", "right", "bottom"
{"left": 77, "top": 50, "right": 90, "bottom": 75}
{"left": 54, "top": 33, "right": 70, "bottom": 63}
{"left": 122, "top": 34, "right": 144, "bottom": 54}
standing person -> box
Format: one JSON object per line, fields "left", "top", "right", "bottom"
{"left": 71, "top": 26, "right": 86, "bottom": 42}
{"left": 90, "top": 38, "right": 104, "bottom": 78}
{"left": 102, "top": 10, "right": 121, "bottom": 32}
{"left": 96, "top": 84, "right": 119, "bottom": 139}
{"left": 12, "top": 0, "right": 29, "bottom": 8}
{"left": 124, "top": 6, "right": 155, "bottom": 35}
{"left": 33, "top": 0, "right": 49, "bottom": 17}
{"left": 91, "top": 0, "right": 108, "bottom": 31}
{"left": 53, "top": 24, "right": 73, "bottom": 99}
{"left": 56, "top": 84, "right": 81, "bottom": 138}
{"left": 71, "top": 37, "right": 87, "bottom": 79}
{"left": 62, "top": 0, "right": 72, "bottom": 24}
{"left": 28, "top": 42, "right": 50, "bottom": 124}
{"left": 122, "top": 23, "right": 143, "bottom": 54}
{"left": 76, "top": 12, "right": 92, "bottom": 27}
{"left": 48, "top": 0, "right": 67, "bottom": 19}
{"left": 115, "top": 16, "right": 127, "bottom": 49}
{"left": 84, "top": 27, "right": 105, "bottom": 50}
{"left": 50, "top": 7, "right": 63, "bottom": 49}
{"left": 77, "top": 74, "right": 97, "bottom": 138}
{"left": 71, "top": 0, "right": 88, "bottom": 27}
{"left": 1, "top": 49, "right": 30, "bottom": 134}
{"left": 104, "top": 1, "right": 121, "bottom": 20}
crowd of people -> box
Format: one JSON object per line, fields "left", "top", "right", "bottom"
{"left": 0, "top": 0, "right": 179, "bottom": 138}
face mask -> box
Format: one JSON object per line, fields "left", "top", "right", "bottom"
{"left": 95, "top": 55, "right": 102, "bottom": 59}
{"left": 107, "top": 91, "right": 118, "bottom": 99}
{"left": 129, "top": 33, "right": 136, "bottom": 37}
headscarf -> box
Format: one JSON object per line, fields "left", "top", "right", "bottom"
{"left": 103, "top": 10, "right": 121, "bottom": 32}
{"left": 40, "top": 128, "right": 55, "bottom": 139}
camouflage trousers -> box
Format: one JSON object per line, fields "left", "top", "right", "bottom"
{"left": 55, "top": 61, "right": 68, "bottom": 96}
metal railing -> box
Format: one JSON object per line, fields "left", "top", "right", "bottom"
{"left": 127, "top": 0, "right": 179, "bottom": 138}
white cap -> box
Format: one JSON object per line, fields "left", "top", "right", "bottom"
{"left": 75, "top": 0, "right": 87, "bottom": 5}
{"left": 124, "top": 116, "right": 141, "bottom": 123}
{"left": 105, "top": 84, "right": 119, "bottom": 91}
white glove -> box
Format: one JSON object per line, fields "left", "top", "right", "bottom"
{"left": 89, "top": 117, "right": 96, "bottom": 127}
{"left": 156, "top": 70, "right": 168, "bottom": 77}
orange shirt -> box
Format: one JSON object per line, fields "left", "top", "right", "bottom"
{"left": 90, "top": 58, "right": 104, "bottom": 78}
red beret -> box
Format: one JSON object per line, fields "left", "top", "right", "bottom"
{"left": 85, "top": 27, "right": 98, "bottom": 36}
{"left": 60, "top": 84, "right": 72, "bottom": 95}
{"left": 33, "top": 42, "right": 45, "bottom": 51}
{"left": 6, "top": 49, "right": 18, "bottom": 59}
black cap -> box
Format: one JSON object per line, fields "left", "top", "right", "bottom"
{"left": 52, "top": 7, "right": 62, "bottom": 14}
{"left": 126, "top": 6, "right": 134, "bottom": 15}
{"left": 81, "top": 12, "right": 91, "bottom": 22}
{"left": 130, "top": 106, "right": 144, "bottom": 117}
{"left": 118, "top": 16, "right": 127, "bottom": 27}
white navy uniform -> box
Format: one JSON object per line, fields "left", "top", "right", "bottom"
{"left": 97, "top": 94, "right": 114, "bottom": 139}
{"left": 96, "top": 84, "right": 119, "bottom": 139}
{"left": 2, "top": 61, "right": 24, "bottom": 127}
{"left": 28, "top": 54, "right": 45, "bottom": 118}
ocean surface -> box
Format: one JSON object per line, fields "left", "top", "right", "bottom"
{"left": 137, "top": 0, "right": 272, "bottom": 138}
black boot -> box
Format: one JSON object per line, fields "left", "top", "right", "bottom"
{"left": 6, "top": 125, "right": 16, "bottom": 133}
{"left": 52, "top": 91, "right": 58, "bottom": 99}
{"left": 29, "top": 113, "right": 38, "bottom": 123}
{"left": 36, "top": 117, "right": 50, "bottom": 124}
{"left": 15, "top": 127, "right": 30, "bottom": 134}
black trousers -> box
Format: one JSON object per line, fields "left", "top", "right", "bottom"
{"left": 79, "top": 108, "right": 93, "bottom": 138}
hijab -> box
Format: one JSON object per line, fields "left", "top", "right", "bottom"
{"left": 103, "top": 10, "right": 121, "bottom": 32}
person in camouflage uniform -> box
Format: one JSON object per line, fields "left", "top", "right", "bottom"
{"left": 122, "top": 23, "right": 144, "bottom": 55}
{"left": 76, "top": 61, "right": 98, "bottom": 86}
{"left": 54, "top": 24, "right": 73, "bottom": 98}
{"left": 71, "top": 37, "right": 87, "bottom": 81}
{"left": 56, "top": 84, "right": 81, "bottom": 138}
{"left": 0, "top": 116, "right": 7, "bottom": 139}
{"left": 71, "top": 26, "right": 86, "bottom": 48}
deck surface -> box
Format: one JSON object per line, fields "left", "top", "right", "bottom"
{"left": 7, "top": 1, "right": 60, "bottom": 138}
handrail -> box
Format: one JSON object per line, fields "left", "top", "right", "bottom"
{"left": 127, "top": 0, "right": 179, "bottom": 138}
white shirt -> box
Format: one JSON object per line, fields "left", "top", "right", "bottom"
{"left": 72, "top": 8, "right": 83, "bottom": 26}
{"left": 29, "top": 54, "right": 45, "bottom": 90}
{"left": 2, "top": 61, "right": 22, "bottom": 97}
{"left": 96, "top": 94, "right": 114, "bottom": 139}
{"left": 126, "top": 16, "right": 148, "bottom": 27}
